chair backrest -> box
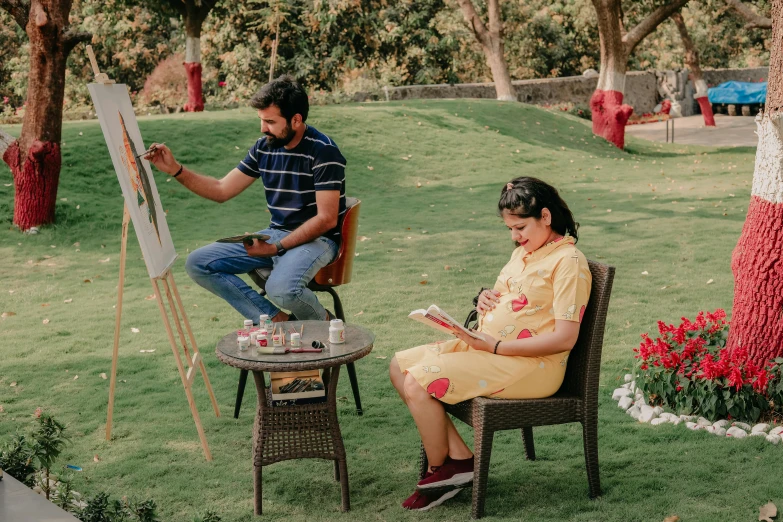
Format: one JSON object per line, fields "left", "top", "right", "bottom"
{"left": 313, "top": 197, "right": 361, "bottom": 286}
{"left": 558, "top": 260, "right": 615, "bottom": 400}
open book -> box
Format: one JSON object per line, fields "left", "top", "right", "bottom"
{"left": 408, "top": 304, "right": 482, "bottom": 340}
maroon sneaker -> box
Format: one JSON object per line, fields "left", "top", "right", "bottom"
{"left": 416, "top": 456, "right": 474, "bottom": 490}
{"left": 402, "top": 488, "right": 463, "bottom": 511}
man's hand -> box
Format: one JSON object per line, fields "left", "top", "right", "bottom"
{"left": 453, "top": 330, "right": 497, "bottom": 353}
{"left": 476, "top": 289, "right": 500, "bottom": 314}
{"left": 144, "top": 143, "right": 180, "bottom": 176}
{"left": 243, "top": 239, "right": 278, "bottom": 257}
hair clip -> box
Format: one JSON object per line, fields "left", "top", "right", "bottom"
{"left": 506, "top": 182, "right": 514, "bottom": 191}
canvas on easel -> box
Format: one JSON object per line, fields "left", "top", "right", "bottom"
{"left": 87, "top": 82, "right": 176, "bottom": 279}
{"left": 85, "top": 46, "right": 219, "bottom": 461}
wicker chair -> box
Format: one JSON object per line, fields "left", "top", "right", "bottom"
{"left": 418, "top": 259, "right": 615, "bottom": 519}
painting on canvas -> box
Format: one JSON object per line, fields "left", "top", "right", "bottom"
{"left": 88, "top": 83, "right": 176, "bottom": 279}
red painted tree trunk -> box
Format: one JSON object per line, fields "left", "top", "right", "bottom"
{"left": 590, "top": 0, "right": 689, "bottom": 148}
{"left": 672, "top": 13, "right": 716, "bottom": 127}
{"left": 4, "top": 141, "right": 61, "bottom": 229}
{"left": 183, "top": 63, "right": 204, "bottom": 112}
{"left": 0, "top": 0, "right": 89, "bottom": 230}
{"left": 727, "top": 0, "right": 783, "bottom": 365}
{"left": 183, "top": 34, "right": 203, "bottom": 112}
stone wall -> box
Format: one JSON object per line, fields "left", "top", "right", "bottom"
{"left": 386, "top": 71, "right": 658, "bottom": 113}
{"left": 383, "top": 67, "right": 766, "bottom": 116}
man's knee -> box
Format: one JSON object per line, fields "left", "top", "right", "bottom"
{"left": 264, "top": 276, "right": 303, "bottom": 309}
{"left": 185, "top": 246, "right": 213, "bottom": 279}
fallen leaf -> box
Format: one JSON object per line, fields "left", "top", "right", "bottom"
{"left": 444, "top": 265, "right": 451, "bottom": 270}
{"left": 375, "top": 356, "right": 387, "bottom": 359}
{"left": 367, "top": 166, "right": 374, "bottom": 171}
{"left": 139, "top": 349, "right": 156, "bottom": 353}
{"left": 98, "top": 257, "right": 111, "bottom": 263}
{"left": 144, "top": 294, "right": 156, "bottom": 300}
{"left": 1, "top": 312, "right": 17, "bottom": 318}
{"left": 336, "top": 396, "right": 348, "bottom": 401}
{"left": 419, "top": 280, "right": 428, "bottom": 285}
{"left": 8, "top": 290, "right": 14, "bottom": 294}
{"left": 42, "top": 319, "right": 50, "bottom": 325}
{"left": 706, "top": 279, "right": 714, "bottom": 285}
{"left": 402, "top": 156, "right": 410, "bottom": 161}
{"left": 660, "top": 285, "right": 670, "bottom": 290}
{"left": 73, "top": 375, "right": 78, "bottom": 380}
{"left": 100, "top": 373, "right": 107, "bottom": 379}
{"left": 0, "top": 405, "right": 4, "bottom": 413}
{"left": 354, "top": 311, "right": 364, "bottom": 316}
{"left": 131, "top": 327, "right": 140, "bottom": 333}
{"left": 357, "top": 236, "right": 370, "bottom": 242}
{"left": 60, "top": 198, "right": 68, "bottom": 202}
{"left": 83, "top": 279, "right": 92, "bottom": 283}
{"left": 421, "top": 274, "right": 428, "bottom": 277}
{"left": 415, "top": 181, "right": 421, "bottom": 187}
{"left": 10, "top": 382, "right": 17, "bottom": 387}
{"left": 93, "top": 454, "right": 100, "bottom": 462}
{"left": 663, "top": 516, "right": 680, "bottom": 522}
{"left": 641, "top": 271, "right": 649, "bottom": 275}
{"left": 606, "top": 209, "right": 612, "bottom": 213}
{"left": 759, "top": 502, "right": 777, "bottom": 522}
{"left": 64, "top": 298, "right": 73, "bottom": 303}
{"left": 73, "top": 242, "right": 80, "bottom": 247}
{"left": 41, "top": 303, "right": 50, "bottom": 307}
{"left": 76, "top": 205, "right": 80, "bottom": 209}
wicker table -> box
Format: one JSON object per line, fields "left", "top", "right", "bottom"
{"left": 216, "top": 321, "right": 374, "bottom": 515}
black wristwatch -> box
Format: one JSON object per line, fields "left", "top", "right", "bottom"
{"left": 274, "top": 240, "right": 287, "bottom": 256}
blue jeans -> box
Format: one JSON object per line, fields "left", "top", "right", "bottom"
{"left": 185, "top": 228, "right": 338, "bottom": 323}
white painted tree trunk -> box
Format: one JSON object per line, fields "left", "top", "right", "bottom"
{"left": 185, "top": 36, "right": 201, "bottom": 64}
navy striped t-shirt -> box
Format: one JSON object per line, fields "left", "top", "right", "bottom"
{"left": 236, "top": 125, "right": 347, "bottom": 244}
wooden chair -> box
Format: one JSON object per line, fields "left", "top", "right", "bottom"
{"left": 418, "top": 260, "right": 615, "bottom": 519}
{"left": 234, "top": 197, "right": 364, "bottom": 417}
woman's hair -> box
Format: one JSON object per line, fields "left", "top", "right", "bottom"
{"left": 498, "top": 176, "right": 579, "bottom": 242}
{"left": 250, "top": 74, "right": 309, "bottom": 123}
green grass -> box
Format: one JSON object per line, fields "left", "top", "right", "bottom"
{"left": 0, "top": 100, "right": 774, "bottom": 521}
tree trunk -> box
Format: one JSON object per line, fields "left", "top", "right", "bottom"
{"left": 672, "top": 12, "right": 715, "bottom": 126}
{"left": 589, "top": 0, "right": 690, "bottom": 148}
{"left": 0, "top": 0, "right": 88, "bottom": 231}
{"left": 727, "top": 0, "right": 783, "bottom": 364}
{"left": 590, "top": 0, "right": 633, "bottom": 148}
{"left": 183, "top": 27, "right": 204, "bottom": 112}
{"left": 457, "top": 0, "right": 516, "bottom": 101}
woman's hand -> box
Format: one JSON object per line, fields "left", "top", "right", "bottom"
{"left": 453, "top": 329, "right": 497, "bottom": 353}
{"left": 476, "top": 289, "right": 500, "bottom": 314}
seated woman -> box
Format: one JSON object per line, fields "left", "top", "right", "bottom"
{"left": 389, "top": 176, "right": 592, "bottom": 511}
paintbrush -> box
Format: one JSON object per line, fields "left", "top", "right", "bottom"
{"left": 135, "top": 142, "right": 165, "bottom": 160}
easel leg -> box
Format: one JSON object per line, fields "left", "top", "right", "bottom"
{"left": 106, "top": 205, "right": 130, "bottom": 441}
{"left": 152, "top": 277, "right": 213, "bottom": 461}
{"left": 167, "top": 272, "right": 220, "bottom": 417}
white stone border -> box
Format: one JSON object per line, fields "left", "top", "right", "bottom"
{"left": 612, "top": 374, "right": 783, "bottom": 444}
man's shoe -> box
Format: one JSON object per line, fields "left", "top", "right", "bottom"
{"left": 402, "top": 488, "right": 462, "bottom": 511}
{"left": 416, "top": 456, "right": 474, "bottom": 490}
{"left": 287, "top": 313, "right": 297, "bottom": 321}
{"left": 325, "top": 309, "right": 335, "bottom": 321}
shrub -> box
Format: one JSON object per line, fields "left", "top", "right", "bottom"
{"left": 0, "top": 433, "right": 37, "bottom": 486}
{"left": 544, "top": 102, "right": 591, "bottom": 121}
{"left": 634, "top": 310, "right": 783, "bottom": 422}
{"left": 138, "top": 55, "right": 187, "bottom": 113}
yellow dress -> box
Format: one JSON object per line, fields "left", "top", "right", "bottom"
{"left": 395, "top": 236, "right": 591, "bottom": 404}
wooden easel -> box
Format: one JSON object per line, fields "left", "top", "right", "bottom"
{"left": 87, "top": 46, "right": 220, "bottom": 461}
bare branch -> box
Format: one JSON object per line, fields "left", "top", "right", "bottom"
{"left": 0, "top": 0, "right": 31, "bottom": 30}
{"left": 725, "top": 0, "right": 772, "bottom": 29}
{"left": 62, "top": 29, "right": 92, "bottom": 55}
{"left": 456, "top": 0, "right": 490, "bottom": 46}
{"left": 623, "top": 0, "right": 690, "bottom": 55}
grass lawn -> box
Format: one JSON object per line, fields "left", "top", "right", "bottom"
{"left": 0, "top": 100, "right": 775, "bottom": 521}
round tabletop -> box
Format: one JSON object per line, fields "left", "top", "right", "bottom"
{"left": 215, "top": 320, "right": 375, "bottom": 372}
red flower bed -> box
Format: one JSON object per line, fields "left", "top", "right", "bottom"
{"left": 634, "top": 310, "right": 782, "bottom": 422}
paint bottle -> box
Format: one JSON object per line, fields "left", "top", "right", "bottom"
{"left": 290, "top": 332, "right": 301, "bottom": 348}
{"left": 243, "top": 319, "right": 253, "bottom": 336}
{"left": 257, "top": 329, "right": 268, "bottom": 347}
{"left": 261, "top": 314, "right": 273, "bottom": 332}
{"left": 329, "top": 319, "right": 345, "bottom": 344}
{"left": 237, "top": 335, "right": 250, "bottom": 351}
{"left": 272, "top": 334, "right": 282, "bottom": 347}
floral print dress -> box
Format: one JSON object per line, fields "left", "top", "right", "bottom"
{"left": 395, "top": 236, "right": 592, "bottom": 404}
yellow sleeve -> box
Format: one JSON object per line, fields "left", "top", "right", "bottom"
{"left": 552, "top": 249, "right": 592, "bottom": 323}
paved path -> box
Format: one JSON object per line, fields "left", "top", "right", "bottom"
{"left": 0, "top": 473, "right": 79, "bottom": 521}
{"left": 625, "top": 114, "right": 758, "bottom": 147}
